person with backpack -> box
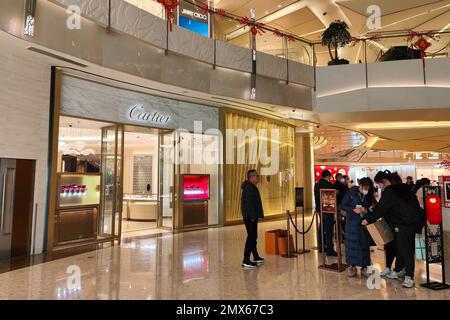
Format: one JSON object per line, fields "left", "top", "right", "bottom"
{"left": 361, "top": 170, "right": 419, "bottom": 288}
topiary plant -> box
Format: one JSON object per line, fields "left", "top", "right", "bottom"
{"left": 322, "top": 20, "right": 352, "bottom": 65}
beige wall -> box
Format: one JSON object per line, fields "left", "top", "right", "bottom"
{"left": 0, "top": 43, "right": 51, "bottom": 254}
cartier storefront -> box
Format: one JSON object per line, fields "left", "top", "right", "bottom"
{"left": 47, "top": 68, "right": 221, "bottom": 251}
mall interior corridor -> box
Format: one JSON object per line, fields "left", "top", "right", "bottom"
{"left": 0, "top": 218, "right": 449, "bottom": 300}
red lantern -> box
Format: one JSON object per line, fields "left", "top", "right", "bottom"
{"left": 157, "top": 0, "right": 179, "bottom": 32}
{"left": 425, "top": 194, "right": 442, "bottom": 225}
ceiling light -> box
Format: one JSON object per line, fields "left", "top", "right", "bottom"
{"left": 278, "top": 5, "right": 282, "bottom": 8}
{"left": 358, "top": 122, "right": 450, "bottom": 130}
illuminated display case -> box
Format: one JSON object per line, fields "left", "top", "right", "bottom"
{"left": 57, "top": 174, "right": 101, "bottom": 208}
{"left": 182, "top": 174, "right": 210, "bottom": 201}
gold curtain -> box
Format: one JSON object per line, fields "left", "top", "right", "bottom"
{"left": 224, "top": 112, "right": 295, "bottom": 223}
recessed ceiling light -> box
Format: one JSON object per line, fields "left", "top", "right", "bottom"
{"left": 265, "top": 11, "right": 269, "bottom": 14}
{"left": 278, "top": 5, "right": 282, "bottom": 8}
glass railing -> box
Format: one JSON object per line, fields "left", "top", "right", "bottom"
{"left": 214, "top": 14, "right": 251, "bottom": 50}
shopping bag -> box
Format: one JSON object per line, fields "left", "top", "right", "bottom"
{"left": 366, "top": 219, "right": 394, "bottom": 246}
{"left": 360, "top": 225, "right": 376, "bottom": 247}
{"left": 415, "top": 235, "right": 426, "bottom": 261}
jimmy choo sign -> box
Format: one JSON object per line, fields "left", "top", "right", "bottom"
{"left": 128, "top": 104, "right": 171, "bottom": 125}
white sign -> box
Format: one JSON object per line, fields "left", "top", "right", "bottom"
{"left": 128, "top": 104, "right": 171, "bottom": 125}
{"left": 181, "top": 8, "right": 208, "bottom": 21}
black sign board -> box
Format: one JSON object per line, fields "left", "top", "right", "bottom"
{"left": 295, "top": 187, "right": 304, "bottom": 208}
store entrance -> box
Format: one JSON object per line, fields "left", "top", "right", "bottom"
{"left": 121, "top": 126, "right": 174, "bottom": 239}
{"left": 54, "top": 117, "right": 174, "bottom": 249}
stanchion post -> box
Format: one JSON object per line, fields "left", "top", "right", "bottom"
{"left": 320, "top": 209, "right": 325, "bottom": 266}
{"left": 287, "top": 210, "right": 291, "bottom": 256}
{"left": 295, "top": 207, "right": 298, "bottom": 252}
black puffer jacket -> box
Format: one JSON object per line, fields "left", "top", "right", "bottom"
{"left": 367, "top": 184, "right": 418, "bottom": 226}
{"left": 241, "top": 181, "right": 264, "bottom": 219}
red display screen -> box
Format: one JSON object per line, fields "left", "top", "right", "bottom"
{"left": 182, "top": 175, "right": 210, "bottom": 201}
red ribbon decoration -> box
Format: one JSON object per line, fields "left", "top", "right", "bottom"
{"left": 239, "top": 16, "right": 266, "bottom": 36}
{"left": 199, "top": 3, "right": 209, "bottom": 15}
{"left": 408, "top": 30, "right": 438, "bottom": 69}
{"left": 215, "top": 8, "right": 226, "bottom": 19}
{"left": 157, "top": 0, "right": 179, "bottom": 32}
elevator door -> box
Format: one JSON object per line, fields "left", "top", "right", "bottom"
{"left": 0, "top": 159, "right": 35, "bottom": 260}
{"left": 0, "top": 159, "right": 16, "bottom": 260}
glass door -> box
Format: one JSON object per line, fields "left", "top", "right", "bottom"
{"left": 99, "top": 125, "right": 123, "bottom": 241}
{"left": 158, "top": 131, "right": 175, "bottom": 229}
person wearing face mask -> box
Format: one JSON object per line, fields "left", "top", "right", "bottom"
{"left": 314, "top": 170, "right": 338, "bottom": 256}
{"left": 341, "top": 177, "right": 374, "bottom": 277}
{"left": 361, "top": 170, "right": 419, "bottom": 288}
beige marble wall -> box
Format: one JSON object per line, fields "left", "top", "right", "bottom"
{"left": 0, "top": 46, "right": 51, "bottom": 255}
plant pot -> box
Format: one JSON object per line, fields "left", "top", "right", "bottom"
{"left": 328, "top": 59, "right": 350, "bottom": 66}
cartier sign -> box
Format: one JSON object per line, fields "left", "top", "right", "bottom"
{"left": 128, "top": 104, "right": 171, "bottom": 125}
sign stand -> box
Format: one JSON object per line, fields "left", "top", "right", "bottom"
{"left": 421, "top": 186, "right": 450, "bottom": 290}
{"left": 295, "top": 187, "right": 310, "bottom": 255}
{"left": 318, "top": 189, "right": 347, "bottom": 273}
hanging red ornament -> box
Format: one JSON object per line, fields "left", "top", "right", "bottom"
{"left": 414, "top": 36, "right": 432, "bottom": 56}
{"left": 239, "top": 16, "right": 266, "bottom": 36}
{"left": 157, "top": 0, "right": 179, "bottom": 32}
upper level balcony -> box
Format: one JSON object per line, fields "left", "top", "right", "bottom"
{"left": 1, "top": 0, "right": 449, "bottom": 119}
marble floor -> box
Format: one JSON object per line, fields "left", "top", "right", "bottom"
{"left": 121, "top": 220, "right": 170, "bottom": 239}
{"left": 0, "top": 217, "right": 449, "bottom": 300}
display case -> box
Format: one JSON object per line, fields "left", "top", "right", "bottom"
{"left": 123, "top": 194, "right": 158, "bottom": 221}
{"left": 182, "top": 175, "right": 210, "bottom": 201}
{"left": 180, "top": 175, "right": 209, "bottom": 228}
{"left": 54, "top": 173, "right": 101, "bottom": 244}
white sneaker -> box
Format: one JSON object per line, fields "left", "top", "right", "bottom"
{"left": 380, "top": 268, "right": 391, "bottom": 277}
{"left": 386, "top": 270, "right": 401, "bottom": 280}
{"left": 402, "top": 276, "right": 415, "bottom": 288}
{"left": 397, "top": 269, "right": 406, "bottom": 278}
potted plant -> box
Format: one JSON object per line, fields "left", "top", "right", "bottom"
{"left": 322, "top": 20, "right": 351, "bottom": 65}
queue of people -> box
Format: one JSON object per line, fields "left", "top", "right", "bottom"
{"left": 314, "top": 170, "right": 427, "bottom": 288}
{"left": 240, "top": 168, "right": 428, "bottom": 289}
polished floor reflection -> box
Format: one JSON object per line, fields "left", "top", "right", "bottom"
{"left": 0, "top": 217, "right": 449, "bottom": 300}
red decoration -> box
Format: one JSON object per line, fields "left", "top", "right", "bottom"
{"left": 239, "top": 16, "right": 266, "bottom": 36}
{"left": 314, "top": 165, "right": 350, "bottom": 183}
{"left": 157, "top": 0, "right": 179, "bottom": 32}
{"left": 199, "top": 3, "right": 209, "bottom": 15}
{"left": 273, "top": 28, "right": 284, "bottom": 38}
{"left": 215, "top": 8, "right": 226, "bottom": 18}
{"left": 287, "top": 35, "right": 296, "bottom": 42}
{"left": 425, "top": 194, "right": 442, "bottom": 225}
{"left": 439, "top": 154, "right": 450, "bottom": 170}
{"left": 414, "top": 36, "right": 432, "bottom": 58}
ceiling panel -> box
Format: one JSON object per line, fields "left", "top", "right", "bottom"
{"left": 336, "top": 0, "right": 446, "bottom": 16}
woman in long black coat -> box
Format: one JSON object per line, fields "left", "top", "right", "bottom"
{"left": 341, "top": 177, "right": 373, "bottom": 277}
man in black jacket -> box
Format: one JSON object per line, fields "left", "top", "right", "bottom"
{"left": 315, "top": 170, "right": 338, "bottom": 256}
{"left": 241, "top": 170, "right": 265, "bottom": 268}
